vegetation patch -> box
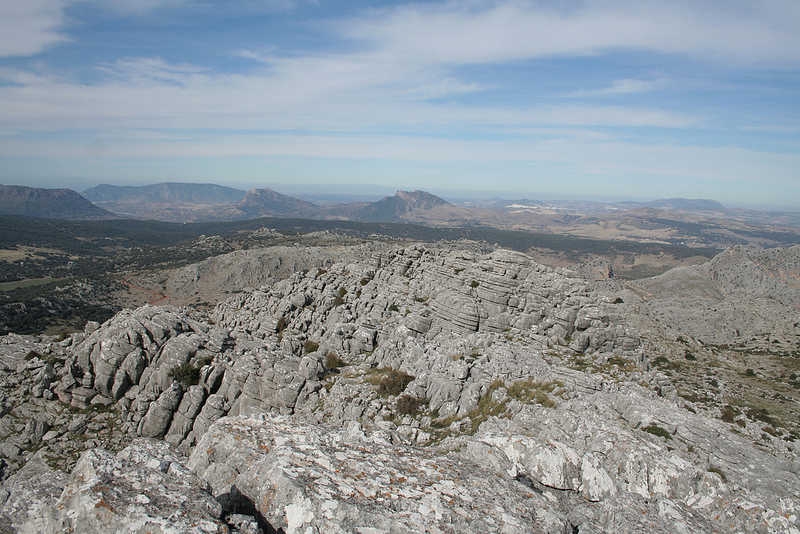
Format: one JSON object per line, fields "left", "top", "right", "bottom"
{"left": 652, "top": 356, "right": 681, "bottom": 371}
{"left": 707, "top": 466, "right": 727, "bottom": 482}
{"left": 333, "top": 287, "right": 347, "bottom": 306}
{"left": 324, "top": 352, "right": 346, "bottom": 369}
{"left": 745, "top": 406, "right": 777, "bottom": 427}
{"left": 642, "top": 424, "right": 672, "bottom": 440}
{"left": 601, "top": 355, "right": 638, "bottom": 373}
{"left": 506, "top": 379, "right": 561, "bottom": 408}
{"left": 432, "top": 380, "right": 508, "bottom": 436}
{"left": 396, "top": 395, "right": 426, "bottom": 416}
{"left": 388, "top": 303, "right": 399, "bottom": 312}
{"left": 303, "top": 340, "right": 320, "bottom": 354}
{"left": 170, "top": 356, "right": 213, "bottom": 388}
{"left": 366, "top": 368, "right": 415, "bottom": 396}
{"left": 470, "top": 280, "right": 479, "bottom": 288}
{"left": 720, "top": 404, "right": 739, "bottom": 423}
{"left": 276, "top": 316, "right": 288, "bottom": 333}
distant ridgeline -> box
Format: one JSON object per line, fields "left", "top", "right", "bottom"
{"left": 0, "top": 185, "right": 113, "bottom": 219}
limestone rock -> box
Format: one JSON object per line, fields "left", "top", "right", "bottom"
{"left": 23, "top": 440, "right": 225, "bottom": 533}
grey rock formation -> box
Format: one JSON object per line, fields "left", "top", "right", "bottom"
{"left": 21, "top": 440, "right": 227, "bottom": 533}
{"left": 0, "top": 243, "right": 798, "bottom": 533}
{"left": 633, "top": 245, "right": 800, "bottom": 345}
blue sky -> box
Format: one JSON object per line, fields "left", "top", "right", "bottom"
{"left": 0, "top": 1, "right": 798, "bottom": 207}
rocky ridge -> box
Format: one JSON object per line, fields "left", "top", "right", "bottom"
{"left": 0, "top": 243, "right": 797, "bottom": 533}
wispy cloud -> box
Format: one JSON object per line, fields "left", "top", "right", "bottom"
{"left": 0, "top": 0, "right": 69, "bottom": 57}
{"left": 343, "top": 1, "right": 800, "bottom": 66}
{"left": 565, "top": 78, "right": 667, "bottom": 98}
{"left": 0, "top": 56, "right": 697, "bottom": 132}
{"left": 94, "top": 0, "right": 189, "bottom": 15}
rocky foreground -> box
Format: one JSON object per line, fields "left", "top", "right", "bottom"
{"left": 0, "top": 243, "right": 798, "bottom": 533}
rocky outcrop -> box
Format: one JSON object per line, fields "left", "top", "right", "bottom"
{"left": 0, "top": 243, "right": 798, "bottom": 533}
{"left": 189, "top": 415, "right": 555, "bottom": 533}
{"left": 50, "top": 306, "right": 326, "bottom": 453}
{"left": 188, "top": 412, "right": 800, "bottom": 534}
{"left": 21, "top": 440, "right": 229, "bottom": 533}
{"left": 213, "top": 246, "right": 641, "bottom": 357}
{"left": 634, "top": 245, "right": 800, "bottom": 344}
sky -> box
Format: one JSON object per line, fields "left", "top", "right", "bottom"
{"left": 0, "top": 1, "right": 799, "bottom": 208}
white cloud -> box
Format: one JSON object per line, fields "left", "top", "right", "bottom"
{"left": 96, "top": 0, "right": 190, "bottom": 16}
{"left": 566, "top": 78, "right": 666, "bottom": 98}
{"left": 0, "top": 0, "right": 69, "bottom": 57}
{"left": 96, "top": 0, "right": 307, "bottom": 16}
{"left": 343, "top": 1, "right": 800, "bottom": 66}
{"left": 0, "top": 54, "right": 696, "bottom": 133}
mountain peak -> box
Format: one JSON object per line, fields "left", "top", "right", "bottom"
{"left": 238, "top": 188, "right": 317, "bottom": 216}
{"left": 394, "top": 190, "right": 449, "bottom": 207}
{"left": 0, "top": 184, "right": 113, "bottom": 219}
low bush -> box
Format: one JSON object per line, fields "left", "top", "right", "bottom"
{"left": 303, "top": 340, "right": 320, "bottom": 354}
{"left": 507, "top": 379, "right": 560, "bottom": 408}
{"left": 171, "top": 362, "right": 201, "bottom": 387}
{"left": 367, "top": 368, "right": 415, "bottom": 396}
{"left": 325, "top": 352, "right": 346, "bottom": 369}
{"left": 720, "top": 404, "right": 738, "bottom": 423}
{"left": 396, "top": 395, "right": 425, "bottom": 415}
{"left": 642, "top": 424, "right": 672, "bottom": 440}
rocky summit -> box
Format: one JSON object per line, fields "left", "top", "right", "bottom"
{"left": 0, "top": 242, "right": 798, "bottom": 533}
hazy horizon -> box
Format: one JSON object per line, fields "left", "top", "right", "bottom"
{"left": 6, "top": 178, "right": 797, "bottom": 212}
{"left": 1, "top": 1, "right": 798, "bottom": 208}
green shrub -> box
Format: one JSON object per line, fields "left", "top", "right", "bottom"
{"left": 684, "top": 351, "right": 696, "bottom": 361}
{"left": 303, "top": 340, "right": 320, "bottom": 354}
{"left": 388, "top": 303, "right": 399, "bottom": 312}
{"left": 642, "top": 424, "right": 672, "bottom": 440}
{"left": 169, "top": 355, "right": 213, "bottom": 388}
{"left": 366, "top": 368, "right": 415, "bottom": 396}
{"left": 470, "top": 280, "right": 479, "bottom": 288}
{"left": 171, "top": 362, "right": 202, "bottom": 387}
{"left": 613, "top": 297, "right": 624, "bottom": 304}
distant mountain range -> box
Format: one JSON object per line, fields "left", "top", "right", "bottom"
{"left": 83, "top": 182, "right": 246, "bottom": 204}
{"left": 0, "top": 185, "right": 113, "bottom": 219}
{"left": 0, "top": 181, "right": 742, "bottom": 245}
{"left": 79, "top": 183, "right": 450, "bottom": 223}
